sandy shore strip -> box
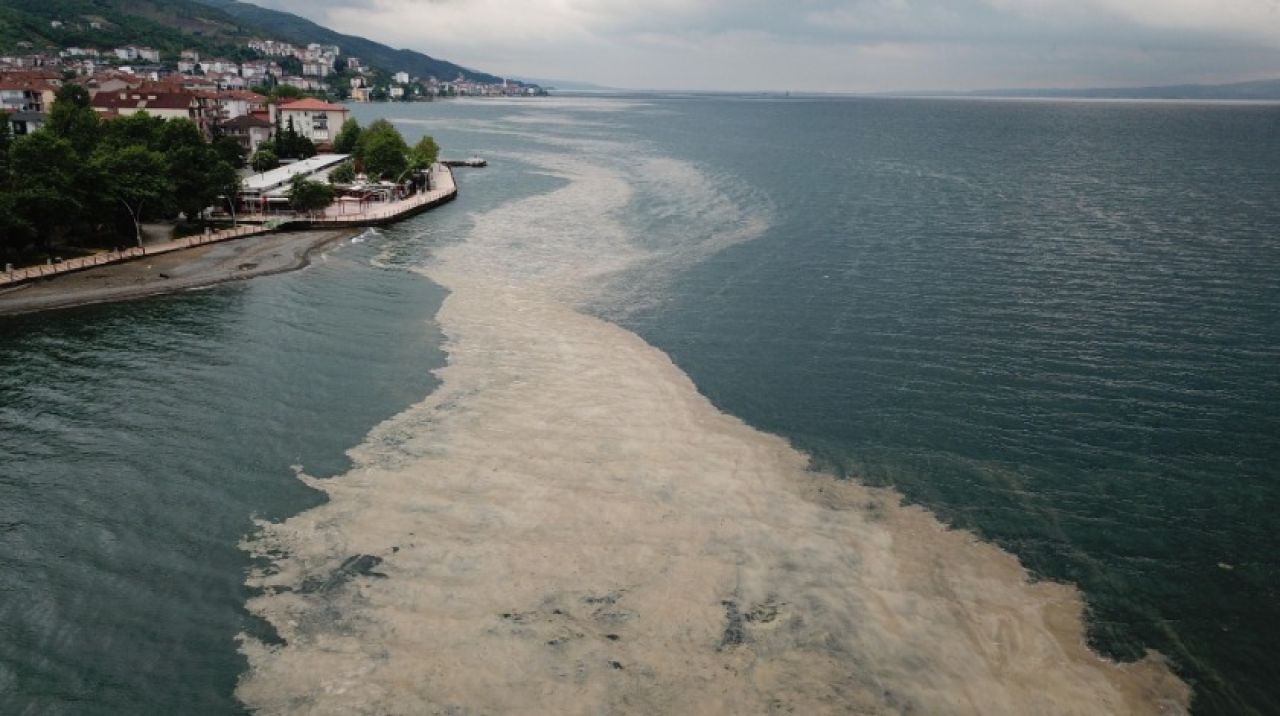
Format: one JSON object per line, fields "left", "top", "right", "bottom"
{"left": 0, "top": 229, "right": 357, "bottom": 317}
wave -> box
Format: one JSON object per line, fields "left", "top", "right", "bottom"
{"left": 236, "top": 121, "right": 1189, "bottom": 714}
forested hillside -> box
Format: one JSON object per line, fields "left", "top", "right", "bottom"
{"left": 0, "top": 0, "right": 258, "bottom": 58}
{"left": 0, "top": 0, "right": 508, "bottom": 84}
{"left": 193, "top": 0, "right": 505, "bottom": 84}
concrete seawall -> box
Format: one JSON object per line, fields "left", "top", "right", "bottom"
{"left": 288, "top": 164, "right": 458, "bottom": 230}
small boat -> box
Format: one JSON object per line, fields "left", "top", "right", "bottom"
{"left": 443, "top": 157, "right": 488, "bottom": 168}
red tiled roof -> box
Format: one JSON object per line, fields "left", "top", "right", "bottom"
{"left": 0, "top": 79, "right": 56, "bottom": 92}
{"left": 0, "top": 71, "right": 60, "bottom": 83}
{"left": 221, "top": 114, "right": 273, "bottom": 130}
{"left": 91, "top": 91, "right": 197, "bottom": 112}
{"left": 278, "top": 98, "right": 347, "bottom": 112}
{"left": 208, "top": 90, "right": 268, "bottom": 102}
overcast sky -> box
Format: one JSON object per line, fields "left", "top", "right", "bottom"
{"left": 248, "top": 0, "right": 1280, "bottom": 91}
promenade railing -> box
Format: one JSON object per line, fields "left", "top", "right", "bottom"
{"left": 0, "top": 224, "right": 268, "bottom": 288}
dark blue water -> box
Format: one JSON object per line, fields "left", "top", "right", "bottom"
{"left": 615, "top": 97, "right": 1280, "bottom": 715}
{"left": 2, "top": 96, "right": 1279, "bottom": 714}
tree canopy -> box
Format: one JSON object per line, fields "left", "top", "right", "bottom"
{"left": 355, "top": 119, "right": 410, "bottom": 180}
{"left": 0, "top": 111, "right": 242, "bottom": 260}
{"left": 328, "top": 161, "right": 356, "bottom": 185}
{"left": 91, "top": 145, "right": 170, "bottom": 246}
{"left": 251, "top": 147, "right": 280, "bottom": 173}
{"left": 288, "top": 175, "right": 335, "bottom": 216}
{"left": 409, "top": 136, "right": 440, "bottom": 171}
{"left": 332, "top": 118, "right": 362, "bottom": 154}
{"left": 272, "top": 116, "right": 317, "bottom": 160}
{"left": 46, "top": 84, "right": 100, "bottom": 157}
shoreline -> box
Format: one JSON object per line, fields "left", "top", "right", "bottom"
{"left": 0, "top": 164, "right": 459, "bottom": 318}
{"left": 0, "top": 229, "right": 358, "bottom": 317}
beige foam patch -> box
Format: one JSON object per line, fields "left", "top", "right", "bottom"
{"left": 237, "top": 145, "right": 1190, "bottom": 716}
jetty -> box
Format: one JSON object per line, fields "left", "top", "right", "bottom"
{"left": 0, "top": 164, "right": 458, "bottom": 290}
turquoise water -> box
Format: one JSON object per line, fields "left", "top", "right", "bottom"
{"left": 1, "top": 96, "right": 1278, "bottom": 714}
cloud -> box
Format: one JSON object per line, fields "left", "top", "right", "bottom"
{"left": 246, "top": 0, "right": 1280, "bottom": 91}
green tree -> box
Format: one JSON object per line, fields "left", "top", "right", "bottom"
{"left": 156, "top": 119, "right": 205, "bottom": 154}
{"left": 360, "top": 131, "right": 407, "bottom": 179}
{"left": 278, "top": 56, "right": 302, "bottom": 77}
{"left": 9, "top": 132, "right": 83, "bottom": 255}
{"left": 356, "top": 119, "right": 409, "bottom": 179}
{"left": 150, "top": 120, "right": 224, "bottom": 221}
{"left": 168, "top": 146, "right": 238, "bottom": 222}
{"left": 211, "top": 134, "right": 247, "bottom": 168}
{"left": 272, "top": 85, "right": 305, "bottom": 101}
{"left": 332, "top": 117, "right": 362, "bottom": 154}
{"left": 288, "top": 176, "right": 335, "bottom": 216}
{"left": 274, "top": 116, "right": 317, "bottom": 160}
{"left": 98, "top": 112, "right": 165, "bottom": 153}
{"left": 0, "top": 111, "right": 11, "bottom": 190}
{"left": 251, "top": 147, "right": 279, "bottom": 173}
{"left": 408, "top": 135, "right": 440, "bottom": 171}
{"left": 328, "top": 161, "right": 356, "bottom": 184}
{"left": 45, "top": 83, "right": 101, "bottom": 157}
{"left": 91, "top": 145, "right": 170, "bottom": 246}
{"left": 0, "top": 192, "right": 34, "bottom": 260}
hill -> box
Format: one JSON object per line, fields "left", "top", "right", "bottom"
{"left": 191, "top": 0, "right": 505, "bottom": 85}
{"left": 0, "top": 0, "right": 511, "bottom": 85}
{"left": 0, "top": 0, "right": 261, "bottom": 58}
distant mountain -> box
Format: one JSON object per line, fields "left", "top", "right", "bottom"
{"left": 191, "top": 0, "right": 507, "bottom": 85}
{"left": 516, "top": 77, "right": 618, "bottom": 92}
{"left": 0, "top": 0, "right": 514, "bottom": 86}
{"left": 896, "top": 78, "right": 1280, "bottom": 101}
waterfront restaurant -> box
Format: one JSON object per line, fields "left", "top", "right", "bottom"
{"left": 236, "top": 154, "right": 351, "bottom": 214}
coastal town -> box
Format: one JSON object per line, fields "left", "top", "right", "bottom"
{"left": 2, "top": 36, "right": 541, "bottom": 138}
{"left": 0, "top": 28, "right": 525, "bottom": 289}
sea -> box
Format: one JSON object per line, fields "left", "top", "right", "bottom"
{"left": 1, "top": 95, "right": 1277, "bottom": 715}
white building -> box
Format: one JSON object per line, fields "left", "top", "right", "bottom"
{"left": 303, "top": 43, "right": 340, "bottom": 61}
{"left": 198, "top": 59, "right": 237, "bottom": 75}
{"left": 114, "top": 46, "right": 159, "bottom": 62}
{"left": 393, "top": 71, "right": 409, "bottom": 84}
{"left": 240, "top": 61, "right": 271, "bottom": 80}
{"left": 238, "top": 153, "right": 351, "bottom": 208}
{"left": 279, "top": 76, "right": 324, "bottom": 92}
{"left": 276, "top": 97, "right": 350, "bottom": 146}
{"left": 248, "top": 39, "right": 298, "bottom": 57}
{"left": 302, "top": 60, "right": 331, "bottom": 78}
{"left": 220, "top": 113, "right": 273, "bottom": 154}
